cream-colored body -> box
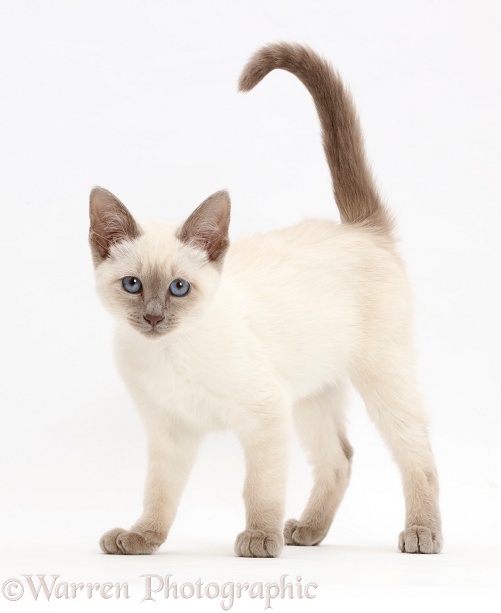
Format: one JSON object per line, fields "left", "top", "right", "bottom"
{"left": 91, "top": 43, "right": 442, "bottom": 557}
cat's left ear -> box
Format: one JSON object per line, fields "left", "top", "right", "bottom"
{"left": 178, "top": 190, "right": 231, "bottom": 263}
{"left": 89, "top": 187, "right": 141, "bottom": 266}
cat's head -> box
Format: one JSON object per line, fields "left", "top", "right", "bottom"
{"left": 89, "top": 187, "right": 230, "bottom": 339}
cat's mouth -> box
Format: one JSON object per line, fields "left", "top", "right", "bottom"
{"left": 140, "top": 325, "right": 167, "bottom": 338}
{"left": 130, "top": 315, "right": 177, "bottom": 339}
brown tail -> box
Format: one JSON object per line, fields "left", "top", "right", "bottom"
{"left": 238, "top": 42, "right": 393, "bottom": 235}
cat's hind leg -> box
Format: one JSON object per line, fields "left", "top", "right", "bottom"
{"left": 352, "top": 344, "right": 442, "bottom": 554}
{"left": 285, "top": 384, "right": 352, "bottom": 546}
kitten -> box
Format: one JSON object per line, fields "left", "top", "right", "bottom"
{"left": 89, "top": 42, "right": 442, "bottom": 557}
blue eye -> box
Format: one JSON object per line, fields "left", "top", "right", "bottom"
{"left": 169, "top": 278, "right": 190, "bottom": 297}
{"left": 122, "top": 276, "right": 142, "bottom": 294}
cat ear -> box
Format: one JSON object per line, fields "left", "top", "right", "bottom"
{"left": 178, "top": 190, "right": 231, "bottom": 263}
{"left": 89, "top": 187, "right": 141, "bottom": 265}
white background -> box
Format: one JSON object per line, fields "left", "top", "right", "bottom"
{"left": 1, "top": 1, "right": 500, "bottom": 611}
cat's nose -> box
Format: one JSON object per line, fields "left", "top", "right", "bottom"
{"left": 143, "top": 313, "right": 164, "bottom": 327}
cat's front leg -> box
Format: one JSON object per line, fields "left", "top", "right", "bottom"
{"left": 100, "top": 419, "right": 200, "bottom": 555}
{"left": 234, "top": 410, "right": 290, "bottom": 558}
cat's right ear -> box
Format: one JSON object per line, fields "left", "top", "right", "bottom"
{"left": 89, "top": 187, "right": 141, "bottom": 266}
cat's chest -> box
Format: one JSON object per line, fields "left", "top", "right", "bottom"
{"left": 114, "top": 333, "right": 229, "bottom": 431}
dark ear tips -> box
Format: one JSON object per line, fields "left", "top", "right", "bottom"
{"left": 88, "top": 187, "right": 140, "bottom": 265}
{"left": 89, "top": 185, "right": 113, "bottom": 205}
{"left": 89, "top": 185, "right": 105, "bottom": 199}
{"left": 177, "top": 190, "right": 231, "bottom": 263}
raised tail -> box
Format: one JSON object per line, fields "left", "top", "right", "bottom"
{"left": 238, "top": 42, "right": 393, "bottom": 236}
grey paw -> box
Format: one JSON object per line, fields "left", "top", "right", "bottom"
{"left": 284, "top": 519, "right": 326, "bottom": 546}
{"left": 99, "top": 527, "right": 163, "bottom": 555}
{"left": 399, "top": 525, "right": 443, "bottom": 554}
{"left": 234, "top": 529, "right": 283, "bottom": 558}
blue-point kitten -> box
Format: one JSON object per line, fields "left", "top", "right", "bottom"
{"left": 89, "top": 43, "right": 442, "bottom": 557}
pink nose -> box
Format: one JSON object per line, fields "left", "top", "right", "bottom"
{"left": 144, "top": 314, "right": 164, "bottom": 327}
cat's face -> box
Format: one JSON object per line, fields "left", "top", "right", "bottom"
{"left": 89, "top": 188, "right": 230, "bottom": 339}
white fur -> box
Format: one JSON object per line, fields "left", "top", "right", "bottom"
{"left": 110, "top": 220, "right": 408, "bottom": 432}
{"left": 95, "top": 215, "right": 441, "bottom": 557}
{"left": 93, "top": 40, "right": 442, "bottom": 557}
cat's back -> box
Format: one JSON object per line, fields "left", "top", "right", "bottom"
{"left": 225, "top": 218, "right": 400, "bottom": 287}
{"left": 221, "top": 218, "right": 408, "bottom": 396}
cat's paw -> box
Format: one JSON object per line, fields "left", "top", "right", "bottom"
{"left": 284, "top": 518, "right": 326, "bottom": 546}
{"left": 234, "top": 529, "right": 283, "bottom": 558}
{"left": 99, "top": 527, "right": 162, "bottom": 555}
{"left": 398, "top": 525, "right": 443, "bottom": 554}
